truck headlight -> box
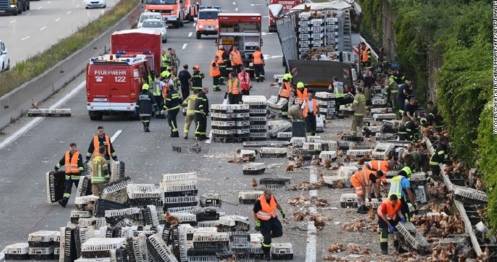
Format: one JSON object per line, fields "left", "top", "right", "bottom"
{"left": 10, "top": 4, "right": 16, "bottom": 7}
{"left": 198, "top": 25, "right": 204, "bottom": 29}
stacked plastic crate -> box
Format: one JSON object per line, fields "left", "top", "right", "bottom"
{"left": 187, "top": 231, "right": 230, "bottom": 261}
{"left": 27, "top": 231, "right": 59, "bottom": 260}
{"left": 315, "top": 91, "right": 335, "bottom": 119}
{"left": 211, "top": 104, "right": 251, "bottom": 142}
{"left": 161, "top": 172, "right": 199, "bottom": 211}
{"left": 297, "top": 12, "right": 326, "bottom": 58}
{"left": 126, "top": 184, "right": 164, "bottom": 207}
{"left": 325, "top": 15, "right": 340, "bottom": 51}
{"left": 242, "top": 95, "right": 268, "bottom": 140}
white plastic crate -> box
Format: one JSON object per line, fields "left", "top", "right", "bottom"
{"left": 28, "top": 247, "right": 54, "bottom": 255}
{"left": 338, "top": 165, "right": 359, "bottom": 178}
{"left": 127, "top": 184, "right": 162, "bottom": 199}
{"left": 259, "top": 147, "right": 287, "bottom": 157}
{"left": 290, "top": 137, "right": 306, "bottom": 147}
{"left": 28, "top": 230, "right": 59, "bottom": 244}
{"left": 164, "top": 196, "right": 198, "bottom": 204}
{"left": 169, "top": 212, "right": 197, "bottom": 224}
{"left": 373, "top": 113, "right": 397, "bottom": 121}
{"left": 317, "top": 140, "right": 337, "bottom": 150}
{"left": 238, "top": 191, "right": 264, "bottom": 202}
{"left": 104, "top": 207, "right": 141, "bottom": 219}
{"left": 147, "top": 234, "right": 178, "bottom": 262}
{"left": 277, "top": 132, "right": 292, "bottom": 139}
{"left": 101, "top": 179, "right": 128, "bottom": 195}
{"left": 75, "top": 258, "right": 112, "bottom": 262}
{"left": 211, "top": 120, "right": 236, "bottom": 127}
{"left": 193, "top": 232, "right": 229, "bottom": 242}
{"left": 298, "top": 12, "right": 311, "bottom": 20}
{"left": 242, "top": 163, "right": 266, "bottom": 175}
{"left": 144, "top": 205, "right": 160, "bottom": 227}
{"left": 160, "top": 179, "right": 197, "bottom": 193}
{"left": 74, "top": 195, "right": 100, "bottom": 205}
{"left": 212, "top": 129, "right": 235, "bottom": 135}
{"left": 271, "top": 243, "right": 293, "bottom": 258}
{"left": 306, "top": 136, "right": 321, "bottom": 142}
{"left": 81, "top": 238, "right": 126, "bottom": 252}
{"left": 162, "top": 172, "right": 197, "bottom": 182}
{"left": 340, "top": 193, "right": 358, "bottom": 208}
{"left": 211, "top": 104, "right": 249, "bottom": 111}
{"left": 249, "top": 108, "right": 267, "bottom": 115}
{"left": 370, "top": 107, "right": 391, "bottom": 114}
{"left": 315, "top": 92, "right": 336, "bottom": 100}
{"left": 249, "top": 116, "right": 267, "bottom": 122}
{"left": 346, "top": 149, "right": 373, "bottom": 157}
{"left": 4, "top": 243, "right": 29, "bottom": 254}
{"left": 242, "top": 95, "right": 267, "bottom": 104}
{"left": 319, "top": 151, "right": 337, "bottom": 161}
{"left": 302, "top": 142, "right": 322, "bottom": 151}
{"left": 70, "top": 210, "right": 91, "bottom": 219}
{"left": 167, "top": 206, "right": 197, "bottom": 213}
{"left": 453, "top": 185, "right": 488, "bottom": 202}
{"left": 372, "top": 143, "right": 395, "bottom": 160}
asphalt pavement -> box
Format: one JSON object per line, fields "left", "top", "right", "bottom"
{"left": 0, "top": 0, "right": 119, "bottom": 67}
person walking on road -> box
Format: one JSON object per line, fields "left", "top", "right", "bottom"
{"left": 226, "top": 72, "right": 241, "bottom": 104}
{"left": 182, "top": 89, "right": 199, "bottom": 139}
{"left": 194, "top": 87, "right": 209, "bottom": 141}
{"left": 295, "top": 81, "right": 309, "bottom": 105}
{"left": 377, "top": 194, "right": 405, "bottom": 255}
{"left": 351, "top": 87, "right": 367, "bottom": 135}
{"left": 210, "top": 56, "right": 222, "bottom": 92}
{"left": 216, "top": 45, "right": 228, "bottom": 80}
{"left": 252, "top": 47, "right": 265, "bottom": 82}
{"left": 90, "top": 146, "right": 109, "bottom": 196}
{"left": 138, "top": 83, "right": 154, "bottom": 132}
{"left": 253, "top": 189, "right": 286, "bottom": 261}
{"left": 302, "top": 92, "right": 319, "bottom": 136}
{"left": 54, "top": 143, "right": 85, "bottom": 207}
{"left": 191, "top": 65, "right": 205, "bottom": 91}
{"left": 165, "top": 86, "right": 182, "bottom": 137}
{"left": 230, "top": 46, "right": 243, "bottom": 74}
{"left": 178, "top": 64, "right": 192, "bottom": 100}
{"left": 86, "top": 126, "right": 117, "bottom": 162}
{"left": 238, "top": 67, "right": 251, "bottom": 97}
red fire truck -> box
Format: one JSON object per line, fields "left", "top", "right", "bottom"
{"left": 217, "top": 13, "right": 262, "bottom": 75}
{"left": 86, "top": 54, "right": 150, "bottom": 120}
{"left": 144, "top": 0, "right": 185, "bottom": 28}
{"left": 268, "top": 0, "right": 303, "bottom": 32}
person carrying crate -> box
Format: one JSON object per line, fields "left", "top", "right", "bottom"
{"left": 377, "top": 194, "right": 405, "bottom": 255}
{"left": 54, "top": 142, "right": 85, "bottom": 207}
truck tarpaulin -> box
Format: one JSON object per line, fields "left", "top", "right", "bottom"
{"left": 111, "top": 29, "right": 163, "bottom": 73}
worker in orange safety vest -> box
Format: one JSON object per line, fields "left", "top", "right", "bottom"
{"left": 301, "top": 91, "right": 319, "bottom": 135}
{"left": 210, "top": 56, "right": 222, "bottom": 91}
{"left": 86, "top": 126, "right": 117, "bottom": 162}
{"left": 350, "top": 165, "right": 381, "bottom": 214}
{"left": 226, "top": 72, "right": 241, "bottom": 104}
{"left": 252, "top": 47, "right": 265, "bottom": 82}
{"left": 230, "top": 46, "right": 243, "bottom": 74}
{"left": 54, "top": 142, "right": 85, "bottom": 207}
{"left": 295, "top": 81, "right": 309, "bottom": 105}
{"left": 377, "top": 194, "right": 405, "bottom": 255}
{"left": 253, "top": 189, "right": 285, "bottom": 260}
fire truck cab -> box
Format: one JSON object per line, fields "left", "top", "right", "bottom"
{"left": 144, "top": 0, "right": 185, "bottom": 28}
{"left": 195, "top": 6, "right": 220, "bottom": 39}
{"left": 86, "top": 54, "right": 151, "bottom": 120}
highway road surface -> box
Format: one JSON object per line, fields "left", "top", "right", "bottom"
{"left": 0, "top": 0, "right": 119, "bottom": 67}
{"left": 0, "top": 0, "right": 383, "bottom": 261}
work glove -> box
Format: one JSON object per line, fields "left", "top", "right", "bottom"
{"left": 280, "top": 210, "right": 286, "bottom": 219}
{"left": 255, "top": 220, "right": 261, "bottom": 231}
{"left": 387, "top": 224, "right": 395, "bottom": 233}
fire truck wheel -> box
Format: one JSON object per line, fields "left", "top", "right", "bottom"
{"left": 89, "top": 111, "right": 103, "bottom": 121}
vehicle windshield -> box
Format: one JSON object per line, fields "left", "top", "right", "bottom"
{"left": 142, "top": 20, "right": 164, "bottom": 28}
{"left": 144, "top": 0, "right": 176, "bottom": 4}
{"left": 199, "top": 11, "right": 218, "bottom": 20}
{"left": 140, "top": 14, "right": 161, "bottom": 22}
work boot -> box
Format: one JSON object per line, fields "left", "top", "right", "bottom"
{"left": 357, "top": 205, "right": 369, "bottom": 214}
{"left": 58, "top": 197, "right": 68, "bottom": 208}
{"left": 145, "top": 127, "right": 150, "bottom": 132}
{"left": 380, "top": 242, "right": 388, "bottom": 255}
{"left": 184, "top": 135, "right": 188, "bottom": 140}
{"left": 171, "top": 132, "right": 179, "bottom": 137}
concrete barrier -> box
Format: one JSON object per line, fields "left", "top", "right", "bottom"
{"left": 0, "top": 3, "right": 143, "bottom": 130}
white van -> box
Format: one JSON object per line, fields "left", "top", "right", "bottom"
{"left": 137, "top": 11, "right": 163, "bottom": 28}
{"left": 0, "top": 40, "right": 10, "bottom": 72}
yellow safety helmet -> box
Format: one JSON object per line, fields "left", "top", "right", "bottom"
{"left": 283, "top": 73, "right": 293, "bottom": 81}
{"left": 142, "top": 83, "right": 150, "bottom": 90}
{"left": 297, "top": 81, "right": 305, "bottom": 89}
{"left": 161, "top": 70, "right": 171, "bottom": 78}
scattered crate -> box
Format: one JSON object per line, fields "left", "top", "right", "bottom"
{"left": 45, "top": 171, "right": 65, "bottom": 204}
{"left": 277, "top": 131, "right": 292, "bottom": 141}
{"left": 302, "top": 142, "right": 322, "bottom": 152}
{"left": 147, "top": 234, "right": 178, "bottom": 262}
{"left": 28, "top": 246, "right": 54, "bottom": 260}
{"left": 340, "top": 193, "right": 358, "bottom": 208}
{"left": 101, "top": 178, "right": 130, "bottom": 204}
{"left": 27, "top": 108, "right": 71, "bottom": 117}
{"left": 259, "top": 147, "right": 287, "bottom": 158}
{"left": 239, "top": 149, "right": 256, "bottom": 161}
{"left": 346, "top": 149, "right": 372, "bottom": 158}
{"left": 4, "top": 243, "right": 29, "bottom": 260}
{"left": 271, "top": 243, "right": 293, "bottom": 260}
{"left": 319, "top": 151, "right": 337, "bottom": 162}
{"left": 453, "top": 186, "right": 488, "bottom": 203}
{"left": 373, "top": 113, "right": 397, "bottom": 121}
{"left": 395, "top": 222, "right": 431, "bottom": 254}
{"left": 259, "top": 178, "right": 291, "bottom": 189}
{"left": 200, "top": 193, "right": 222, "bottom": 208}
{"left": 242, "top": 163, "right": 266, "bottom": 175}
{"left": 76, "top": 176, "right": 92, "bottom": 197}
{"left": 290, "top": 137, "right": 306, "bottom": 147}
{"left": 372, "top": 143, "right": 395, "bottom": 160}
{"left": 238, "top": 191, "right": 264, "bottom": 204}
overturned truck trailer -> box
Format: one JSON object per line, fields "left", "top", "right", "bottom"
{"left": 275, "top": 2, "right": 357, "bottom": 89}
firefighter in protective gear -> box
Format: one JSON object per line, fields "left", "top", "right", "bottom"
{"left": 359, "top": 42, "right": 371, "bottom": 67}
{"left": 138, "top": 83, "right": 154, "bottom": 132}
{"left": 230, "top": 46, "right": 243, "bottom": 74}
{"left": 295, "top": 81, "right": 308, "bottom": 104}
{"left": 377, "top": 194, "right": 405, "bottom": 255}
{"left": 252, "top": 47, "right": 265, "bottom": 82}
{"left": 211, "top": 57, "right": 222, "bottom": 91}
{"left": 54, "top": 143, "right": 85, "bottom": 207}
{"left": 191, "top": 65, "right": 205, "bottom": 91}
{"left": 238, "top": 67, "right": 251, "bottom": 96}
{"left": 388, "top": 168, "right": 416, "bottom": 221}
{"left": 165, "top": 86, "right": 182, "bottom": 137}
{"left": 301, "top": 92, "right": 319, "bottom": 136}
{"left": 161, "top": 50, "right": 171, "bottom": 72}
{"left": 253, "top": 189, "right": 285, "bottom": 260}
{"left": 90, "top": 146, "right": 109, "bottom": 196}
{"left": 86, "top": 126, "right": 117, "bottom": 161}
{"left": 194, "top": 87, "right": 209, "bottom": 141}
{"left": 429, "top": 144, "right": 448, "bottom": 177}
{"left": 351, "top": 87, "right": 367, "bottom": 135}
{"left": 182, "top": 90, "right": 199, "bottom": 139}
{"left": 226, "top": 72, "right": 241, "bottom": 104}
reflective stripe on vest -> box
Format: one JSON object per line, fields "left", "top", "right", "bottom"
{"left": 256, "top": 194, "right": 277, "bottom": 221}
{"left": 388, "top": 175, "right": 403, "bottom": 198}
{"left": 253, "top": 51, "right": 263, "bottom": 64}
{"left": 93, "top": 135, "right": 111, "bottom": 157}
{"left": 65, "top": 151, "right": 80, "bottom": 174}
{"left": 228, "top": 79, "right": 240, "bottom": 95}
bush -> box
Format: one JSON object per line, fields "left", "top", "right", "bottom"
{"left": 0, "top": 0, "right": 139, "bottom": 97}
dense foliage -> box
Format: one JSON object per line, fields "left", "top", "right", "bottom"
{"left": 359, "top": 0, "right": 495, "bottom": 228}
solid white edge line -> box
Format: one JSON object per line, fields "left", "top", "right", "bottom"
{"left": 110, "top": 129, "right": 122, "bottom": 143}
{"left": 188, "top": 32, "right": 193, "bottom": 37}
{"left": 0, "top": 81, "right": 86, "bottom": 151}
{"left": 305, "top": 167, "right": 318, "bottom": 262}
{"left": 235, "top": 7, "right": 238, "bottom": 12}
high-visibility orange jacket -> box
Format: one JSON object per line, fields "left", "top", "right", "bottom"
{"left": 377, "top": 199, "right": 401, "bottom": 220}
{"left": 279, "top": 82, "right": 292, "bottom": 98}
{"left": 369, "top": 160, "right": 390, "bottom": 174}
{"left": 216, "top": 50, "right": 225, "bottom": 64}
{"left": 65, "top": 151, "right": 81, "bottom": 174}
{"left": 255, "top": 194, "right": 277, "bottom": 221}
{"left": 210, "top": 61, "right": 221, "bottom": 77}
{"left": 93, "top": 135, "right": 111, "bottom": 157}
{"left": 252, "top": 50, "right": 264, "bottom": 65}
{"left": 230, "top": 50, "right": 243, "bottom": 66}
{"left": 227, "top": 79, "right": 240, "bottom": 95}
{"left": 296, "top": 88, "right": 309, "bottom": 101}
{"left": 302, "top": 98, "right": 318, "bottom": 118}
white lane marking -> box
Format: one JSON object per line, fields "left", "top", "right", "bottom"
{"left": 193, "top": 22, "right": 196, "bottom": 26}
{"left": 21, "top": 36, "right": 31, "bottom": 41}
{"left": 76, "top": 4, "right": 80, "bottom": 8}
{"left": 205, "top": 130, "right": 212, "bottom": 144}
{"left": 40, "top": 26, "right": 47, "bottom": 31}
{"left": 0, "top": 82, "right": 86, "bottom": 151}
{"left": 110, "top": 130, "right": 122, "bottom": 143}
{"left": 47, "top": 1, "right": 51, "bottom": 4}
{"left": 188, "top": 32, "right": 192, "bottom": 38}
{"left": 66, "top": 10, "right": 72, "bottom": 15}
{"left": 9, "top": 19, "right": 15, "bottom": 24}
{"left": 55, "top": 17, "right": 61, "bottom": 22}
{"left": 232, "top": 1, "right": 236, "bottom": 5}
{"left": 182, "top": 43, "right": 188, "bottom": 50}
{"left": 235, "top": 7, "right": 238, "bottom": 12}
{"left": 305, "top": 167, "right": 318, "bottom": 262}
{"left": 37, "top": 6, "right": 42, "bottom": 10}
